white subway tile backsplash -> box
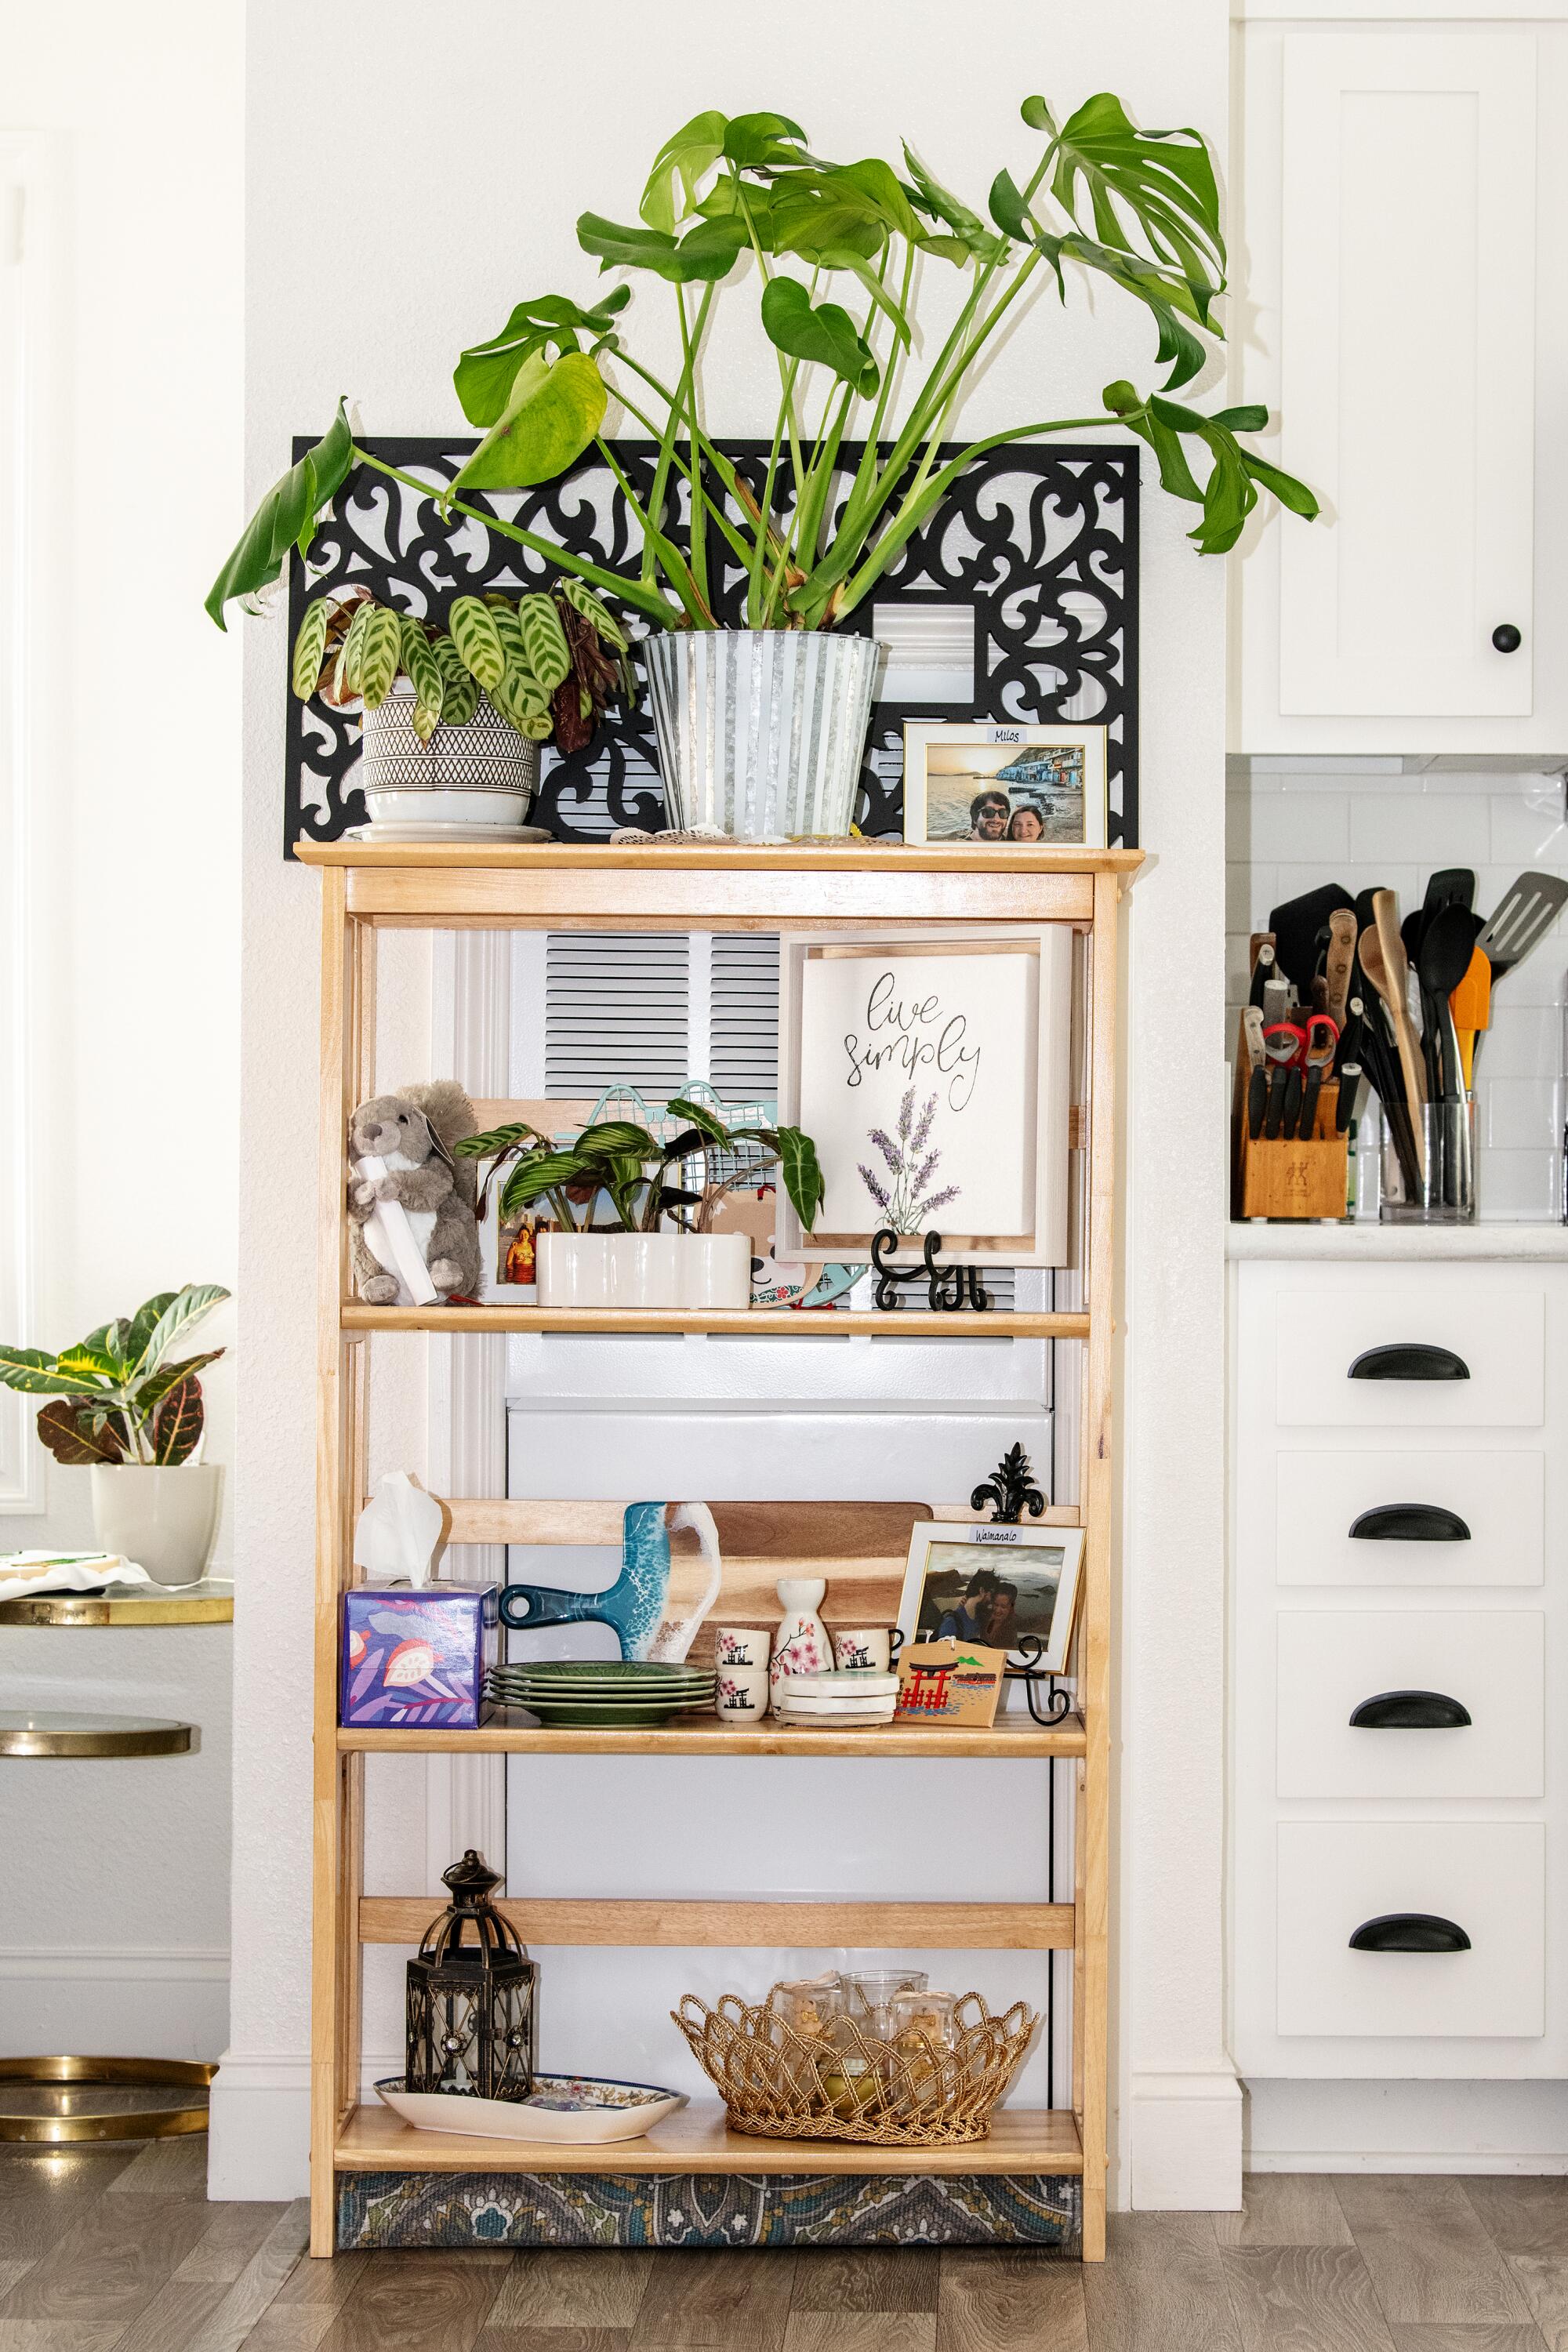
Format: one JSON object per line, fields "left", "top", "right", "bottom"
{"left": 1227, "top": 765, "right": 1568, "bottom": 1223}
{"left": 1245, "top": 793, "right": 1350, "bottom": 862}
{"left": 1348, "top": 792, "right": 1491, "bottom": 866}
{"left": 1483, "top": 1076, "right": 1564, "bottom": 1149}
{"left": 1472, "top": 1149, "right": 1562, "bottom": 1221}
{"left": 1477, "top": 1005, "right": 1563, "bottom": 1079}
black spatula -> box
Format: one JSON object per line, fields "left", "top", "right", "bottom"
{"left": 1477, "top": 872, "right": 1568, "bottom": 986}
{"left": 1269, "top": 884, "right": 1357, "bottom": 993}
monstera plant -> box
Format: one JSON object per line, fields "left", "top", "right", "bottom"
{"left": 207, "top": 89, "right": 1315, "bottom": 637}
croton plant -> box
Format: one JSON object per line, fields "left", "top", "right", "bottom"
{"left": 0, "top": 1284, "right": 230, "bottom": 1467}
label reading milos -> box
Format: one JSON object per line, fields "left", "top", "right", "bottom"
{"left": 782, "top": 935, "right": 1073, "bottom": 1266}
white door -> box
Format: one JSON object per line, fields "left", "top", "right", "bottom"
{"left": 1278, "top": 31, "right": 1536, "bottom": 718}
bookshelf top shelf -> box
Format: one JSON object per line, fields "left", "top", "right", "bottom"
{"left": 298, "top": 840, "right": 1143, "bottom": 877}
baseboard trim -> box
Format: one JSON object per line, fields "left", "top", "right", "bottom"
{"left": 1250, "top": 2151, "right": 1568, "bottom": 2176}
{"left": 207, "top": 2052, "right": 404, "bottom": 2201}
{"left": 1131, "top": 2069, "right": 1243, "bottom": 2209}
{"left": 0, "top": 1946, "right": 230, "bottom": 1982}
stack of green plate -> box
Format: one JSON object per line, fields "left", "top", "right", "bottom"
{"left": 486, "top": 1659, "right": 717, "bottom": 1727}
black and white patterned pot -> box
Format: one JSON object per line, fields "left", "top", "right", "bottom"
{"left": 360, "top": 684, "right": 539, "bottom": 797}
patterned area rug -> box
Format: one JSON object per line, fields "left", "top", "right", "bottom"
{"left": 337, "top": 2169, "right": 1082, "bottom": 2252}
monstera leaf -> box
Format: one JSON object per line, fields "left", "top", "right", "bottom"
{"left": 1029, "top": 92, "right": 1224, "bottom": 310}
{"left": 452, "top": 351, "right": 608, "bottom": 493}
{"left": 205, "top": 402, "right": 353, "bottom": 629}
{"left": 1103, "top": 381, "right": 1318, "bottom": 554}
{"left": 453, "top": 289, "right": 630, "bottom": 428}
{"left": 577, "top": 212, "right": 749, "bottom": 284}
{"left": 641, "top": 109, "right": 729, "bottom": 233}
{"left": 760, "top": 279, "right": 879, "bottom": 397}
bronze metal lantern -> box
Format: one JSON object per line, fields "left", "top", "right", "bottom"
{"left": 405, "top": 1851, "right": 536, "bottom": 2103}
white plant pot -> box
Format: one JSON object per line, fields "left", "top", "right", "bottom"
{"left": 90, "top": 1464, "right": 223, "bottom": 1588}
{"left": 643, "top": 630, "right": 881, "bottom": 840}
{"left": 678, "top": 1233, "right": 750, "bottom": 1309}
{"left": 535, "top": 1232, "right": 750, "bottom": 1312}
{"left": 359, "top": 684, "right": 539, "bottom": 808}
{"left": 535, "top": 1233, "right": 610, "bottom": 1309}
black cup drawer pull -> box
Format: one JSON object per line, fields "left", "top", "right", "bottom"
{"left": 1348, "top": 1342, "right": 1470, "bottom": 1383}
{"left": 1350, "top": 1912, "right": 1472, "bottom": 1954}
{"left": 1349, "top": 1690, "right": 1472, "bottom": 1730}
{"left": 1348, "top": 1504, "right": 1472, "bottom": 1543}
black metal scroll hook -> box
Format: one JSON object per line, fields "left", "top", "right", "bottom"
{"left": 870, "top": 1229, "right": 991, "bottom": 1313}
{"left": 1005, "top": 1633, "right": 1074, "bottom": 1726}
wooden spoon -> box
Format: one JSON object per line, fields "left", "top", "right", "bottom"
{"left": 1362, "top": 895, "right": 1428, "bottom": 1178}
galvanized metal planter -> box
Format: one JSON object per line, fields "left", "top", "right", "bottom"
{"left": 644, "top": 630, "right": 880, "bottom": 839}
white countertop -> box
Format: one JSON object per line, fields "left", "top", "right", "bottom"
{"left": 1227, "top": 1220, "right": 1568, "bottom": 1261}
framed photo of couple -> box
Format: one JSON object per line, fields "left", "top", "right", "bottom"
{"left": 895, "top": 1520, "right": 1087, "bottom": 1675}
{"left": 902, "top": 721, "right": 1109, "bottom": 848}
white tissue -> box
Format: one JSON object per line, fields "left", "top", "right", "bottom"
{"left": 352, "top": 1472, "right": 445, "bottom": 1588}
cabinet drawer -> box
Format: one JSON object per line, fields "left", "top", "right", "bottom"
{"left": 1277, "top": 1822, "right": 1544, "bottom": 2038}
{"left": 1277, "top": 1611, "right": 1543, "bottom": 1798}
{"left": 1274, "top": 1287, "right": 1544, "bottom": 1428}
{"left": 1273, "top": 1448, "right": 1544, "bottom": 1587}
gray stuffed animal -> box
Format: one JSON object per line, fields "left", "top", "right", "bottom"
{"left": 347, "top": 1080, "right": 483, "bottom": 1305}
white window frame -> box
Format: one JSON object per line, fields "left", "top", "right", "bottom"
{"left": 0, "top": 135, "right": 63, "bottom": 1513}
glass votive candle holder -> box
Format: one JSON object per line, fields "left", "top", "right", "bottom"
{"left": 888, "top": 1987, "right": 958, "bottom": 2050}
{"left": 773, "top": 1973, "right": 844, "bottom": 2044}
{"left": 841, "top": 1968, "right": 928, "bottom": 2042}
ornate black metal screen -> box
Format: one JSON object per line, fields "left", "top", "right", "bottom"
{"left": 284, "top": 437, "right": 1139, "bottom": 856}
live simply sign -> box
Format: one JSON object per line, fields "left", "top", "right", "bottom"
{"left": 798, "top": 949, "right": 1039, "bottom": 1241}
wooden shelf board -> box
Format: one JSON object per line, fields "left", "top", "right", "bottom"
{"left": 335, "top": 2098, "right": 1083, "bottom": 2176}
{"left": 358, "top": 1896, "right": 1074, "bottom": 1951}
{"left": 337, "top": 1711, "right": 1085, "bottom": 1759}
{"left": 339, "top": 1303, "right": 1089, "bottom": 1338}
{"left": 298, "top": 840, "right": 1142, "bottom": 877}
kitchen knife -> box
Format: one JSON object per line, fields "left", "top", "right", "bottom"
{"left": 1281, "top": 1065, "right": 1303, "bottom": 1138}
{"left": 1323, "top": 909, "right": 1357, "bottom": 1029}
{"left": 1248, "top": 935, "right": 1276, "bottom": 1010}
{"left": 1247, "top": 1065, "right": 1267, "bottom": 1141}
{"left": 1264, "top": 1068, "right": 1287, "bottom": 1138}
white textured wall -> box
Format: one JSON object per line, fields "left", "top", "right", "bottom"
{"left": 218, "top": 0, "right": 1232, "bottom": 2202}
{"left": 0, "top": 0, "right": 242, "bottom": 2056}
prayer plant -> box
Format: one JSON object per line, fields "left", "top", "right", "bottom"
{"left": 455, "top": 1102, "right": 825, "bottom": 1236}
{"left": 289, "top": 581, "right": 631, "bottom": 752}
{"left": 207, "top": 89, "right": 1316, "bottom": 637}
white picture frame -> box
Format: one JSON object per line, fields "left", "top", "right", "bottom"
{"left": 896, "top": 1520, "right": 1087, "bottom": 1675}
{"left": 774, "top": 925, "right": 1075, "bottom": 1266}
{"left": 902, "top": 721, "right": 1109, "bottom": 849}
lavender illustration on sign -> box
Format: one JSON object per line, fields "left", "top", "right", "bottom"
{"left": 858, "top": 1087, "right": 961, "bottom": 1232}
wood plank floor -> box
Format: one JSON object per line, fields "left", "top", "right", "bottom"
{"left": 2, "top": 2140, "right": 1566, "bottom": 2350}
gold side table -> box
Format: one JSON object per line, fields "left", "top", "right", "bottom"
{"left": 0, "top": 1582, "right": 233, "bottom": 2142}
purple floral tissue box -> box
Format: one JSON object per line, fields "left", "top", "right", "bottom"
{"left": 340, "top": 1586, "right": 498, "bottom": 1728}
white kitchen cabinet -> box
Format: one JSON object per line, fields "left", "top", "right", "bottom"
{"left": 1231, "top": 20, "right": 1568, "bottom": 754}
{"left": 1230, "top": 1257, "right": 1568, "bottom": 2078}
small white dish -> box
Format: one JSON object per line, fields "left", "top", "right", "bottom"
{"left": 375, "top": 2072, "right": 686, "bottom": 2144}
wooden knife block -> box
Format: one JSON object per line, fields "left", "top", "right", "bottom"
{"left": 1232, "top": 1019, "right": 1351, "bottom": 1221}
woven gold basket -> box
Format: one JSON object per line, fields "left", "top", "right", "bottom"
{"left": 672, "top": 1988, "right": 1037, "bottom": 2147}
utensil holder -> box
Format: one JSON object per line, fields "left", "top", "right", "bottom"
{"left": 1232, "top": 1012, "right": 1351, "bottom": 1221}
{"left": 1381, "top": 1098, "right": 1476, "bottom": 1223}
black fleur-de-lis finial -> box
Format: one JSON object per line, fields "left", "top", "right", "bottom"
{"left": 971, "top": 1442, "right": 1045, "bottom": 1524}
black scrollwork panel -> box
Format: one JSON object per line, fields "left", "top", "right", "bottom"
{"left": 284, "top": 437, "right": 1138, "bottom": 856}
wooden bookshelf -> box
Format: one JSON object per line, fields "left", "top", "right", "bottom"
{"left": 336, "top": 2098, "right": 1085, "bottom": 2176}
{"left": 303, "top": 840, "right": 1135, "bottom": 2260}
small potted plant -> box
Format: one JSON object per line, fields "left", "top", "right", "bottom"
{"left": 209, "top": 90, "right": 1316, "bottom": 841}
{"left": 291, "top": 581, "right": 630, "bottom": 836}
{"left": 456, "top": 1102, "right": 823, "bottom": 1309}
{"left": 0, "top": 1285, "right": 230, "bottom": 1586}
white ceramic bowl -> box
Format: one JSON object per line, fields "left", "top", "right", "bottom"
{"left": 375, "top": 2073, "right": 686, "bottom": 2144}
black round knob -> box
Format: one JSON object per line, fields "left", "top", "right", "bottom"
{"left": 1492, "top": 623, "right": 1523, "bottom": 652}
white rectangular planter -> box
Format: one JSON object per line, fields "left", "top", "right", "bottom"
{"left": 535, "top": 1232, "right": 750, "bottom": 1311}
